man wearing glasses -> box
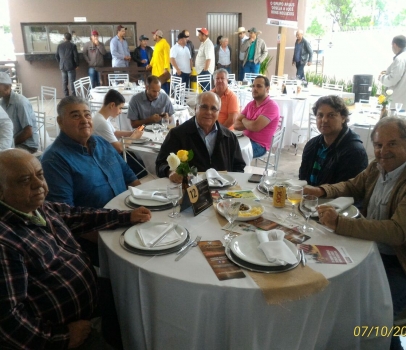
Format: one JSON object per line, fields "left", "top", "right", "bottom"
{"left": 234, "top": 75, "right": 280, "bottom": 158}
{"left": 155, "top": 91, "right": 245, "bottom": 182}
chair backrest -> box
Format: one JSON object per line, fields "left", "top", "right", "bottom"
{"left": 308, "top": 114, "right": 320, "bottom": 139}
{"left": 270, "top": 75, "right": 285, "bottom": 85}
{"left": 227, "top": 73, "right": 236, "bottom": 85}
{"left": 169, "top": 75, "right": 183, "bottom": 99}
{"left": 277, "top": 116, "right": 284, "bottom": 131}
{"left": 108, "top": 74, "right": 129, "bottom": 87}
{"left": 90, "top": 101, "right": 103, "bottom": 114}
{"left": 79, "top": 76, "right": 93, "bottom": 99}
{"left": 40, "top": 86, "right": 57, "bottom": 130}
{"left": 264, "top": 127, "right": 286, "bottom": 171}
{"left": 121, "top": 137, "right": 157, "bottom": 178}
{"left": 322, "top": 83, "right": 344, "bottom": 92}
{"left": 174, "top": 82, "right": 186, "bottom": 106}
{"left": 28, "top": 96, "right": 40, "bottom": 113}
{"left": 34, "top": 111, "right": 47, "bottom": 150}
{"left": 244, "top": 73, "right": 259, "bottom": 84}
{"left": 284, "top": 79, "right": 298, "bottom": 85}
{"left": 12, "top": 83, "right": 23, "bottom": 95}
{"left": 73, "top": 80, "right": 83, "bottom": 97}
{"left": 196, "top": 74, "right": 212, "bottom": 92}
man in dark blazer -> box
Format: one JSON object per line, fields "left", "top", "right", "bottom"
{"left": 56, "top": 32, "right": 79, "bottom": 97}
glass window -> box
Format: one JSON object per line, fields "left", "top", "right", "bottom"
{"left": 23, "top": 25, "right": 49, "bottom": 53}
{"left": 70, "top": 25, "right": 92, "bottom": 52}
{"left": 48, "top": 25, "right": 68, "bottom": 52}
{"left": 93, "top": 25, "right": 115, "bottom": 49}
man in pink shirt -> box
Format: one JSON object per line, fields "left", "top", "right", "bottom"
{"left": 234, "top": 75, "right": 280, "bottom": 157}
{"left": 211, "top": 68, "right": 239, "bottom": 130}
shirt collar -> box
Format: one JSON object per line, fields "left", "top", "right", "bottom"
{"left": 194, "top": 117, "right": 218, "bottom": 135}
{"left": 58, "top": 131, "right": 96, "bottom": 154}
{"left": 378, "top": 161, "right": 406, "bottom": 181}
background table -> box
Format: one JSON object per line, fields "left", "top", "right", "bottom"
{"left": 99, "top": 173, "right": 392, "bottom": 350}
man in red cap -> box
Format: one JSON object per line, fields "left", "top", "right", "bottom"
{"left": 83, "top": 30, "right": 106, "bottom": 87}
{"left": 110, "top": 25, "right": 131, "bottom": 67}
{"left": 195, "top": 28, "right": 215, "bottom": 91}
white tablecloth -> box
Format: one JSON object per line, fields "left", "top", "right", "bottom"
{"left": 348, "top": 111, "right": 380, "bottom": 157}
{"left": 99, "top": 173, "right": 392, "bottom": 350}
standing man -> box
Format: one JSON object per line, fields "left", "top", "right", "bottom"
{"left": 235, "top": 27, "right": 249, "bottom": 81}
{"left": 132, "top": 34, "right": 153, "bottom": 67}
{"left": 292, "top": 29, "right": 313, "bottom": 80}
{"left": 215, "top": 37, "right": 232, "bottom": 73}
{"left": 195, "top": 28, "right": 215, "bottom": 91}
{"left": 55, "top": 32, "right": 79, "bottom": 97}
{"left": 234, "top": 75, "right": 280, "bottom": 158}
{"left": 241, "top": 28, "right": 267, "bottom": 76}
{"left": 147, "top": 29, "right": 171, "bottom": 94}
{"left": 83, "top": 30, "right": 106, "bottom": 88}
{"left": 0, "top": 72, "right": 39, "bottom": 153}
{"left": 181, "top": 29, "right": 195, "bottom": 64}
{"left": 110, "top": 25, "right": 131, "bottom": 68}
{"left": 379, "top": 35, "right": 406, "bottom": 110}
{"left": 170, "top": 32, "right": 192, "bottom": 88}
{"left": 0, "top": 105, "right": 13, "bottom": 150}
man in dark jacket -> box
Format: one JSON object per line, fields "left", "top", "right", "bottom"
{"left": 156, "top": 91, "right": 245, "bottom": 182}
{"left": 56, "top": 32, "right": 79, "bottom": 97}
{"left": 299, "top": 95, "right": 368, "bottom": 186}
{"left": 292, "top": 30, "right": 313, "bottom": 79}
{"left": 132, "top": 34, "right": 153, "bottom": 67}
{"left": 83, "top": 30, "right": 106, "bottom": 87}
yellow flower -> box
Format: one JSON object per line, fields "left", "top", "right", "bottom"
{"left": 378, "top": 95, "right": 386, "bottom": 104}
{"left": 177, "top": 150, "right": 189, "bottom": 162}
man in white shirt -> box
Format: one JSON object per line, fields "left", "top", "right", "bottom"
{"left": 195, "top": 28, "right": 215, "bottom": 91}
{"left": 235, "top": 27, "right": 249, "bottom": 81}
{"left": 0, "top": 105, "right": 13, "bottom": 150}
{"left": 170, "top": 32, "right": 192, "bottom": 88}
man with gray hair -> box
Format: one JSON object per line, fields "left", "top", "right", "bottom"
{"left": 379, "top": 35, "right": 406, "bottom": 110}
{"left": 0, "top": 72, "right": 39, "bottom": 153}
{"left": 304, "top": 117, "right": 406, "bottom": 349}
{"left": 292, "top": 29, "right": 312, "bottom": 79}
{"left": 156, "top": 91, "right": 245, "bottom": 182}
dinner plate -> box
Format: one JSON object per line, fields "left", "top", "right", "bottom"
{"left": 217, "top": 199, "right": 264, "bottom": 222}
{"left": 127, "top": 190, "right": 171, "bottom": 206}
{"left": 129, "top": 136, "right": 150, "bottom": 144}
{"left": 225, "top": 244, "right": 300, "bottom": 273}
{"left": 199, "top": 173, "right": 237, "bottom": 188}
{"left": 230, "top": 233, "right": 299, "bottom": 266}
{"left": 124, "top": 222, "right": 188, "bottom": 250}
{"left": 124, "top": 195, "right": 173, "bottom": 211}
{"left": 312, "top": 198, "right": 360, "bottom": 218}
{"left": 120, "top": 230, "right": 191, "bottom": 256}
{"left": 144, "top": 124, "right": 165, "bottom": 132}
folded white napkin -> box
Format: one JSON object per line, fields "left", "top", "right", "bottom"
{"left": 138, "top": 223, "right": 181, "bottom": 247}
{"left": 283, "top": 179, "right": 308, "bottom": 187}
{"left": 206, "top": 168, "right": 229, "bottom": 187}
{"left": 128, "top": 187, "right": 169, "bottom": 203}
{"left": 325, "top": 197, "right": 354, "bottom": 212}
{"left": 256, "top": 229, "right": 298, "bottom": 266}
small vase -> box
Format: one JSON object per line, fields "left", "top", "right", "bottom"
{"left": 182, "top": 175, "right": 189, "bottom": 191}
{"left": 380, "top": 106, "right": 388, "bottom": 119}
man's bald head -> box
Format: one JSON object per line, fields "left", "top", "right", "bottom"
{"left": 0, "top": 149, "right": 32, "bottom": 185}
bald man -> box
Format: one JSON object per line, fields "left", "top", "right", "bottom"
{"left": 0, "top": 148, "right": 150, "bottom": 349}
{"left": 292, "top": 29, "right": 313, "bottom": 79}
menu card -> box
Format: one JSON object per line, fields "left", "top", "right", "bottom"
{"left": 299, "top": 244, "right": 353, "bottom": 264}
{"left": 198, "top": 240, "right": 246, "bottom": 281}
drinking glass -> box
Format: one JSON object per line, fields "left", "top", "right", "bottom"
{"left": 138, "top": 79, "right": 145, "bottom": 88}
{"left": 286, "top": 185, "right": 303, "bottom": 219}
{"left": 152, "top": 123, "right": 160, "bottom": 141}
{"left": 260, "top": 170, "right": 284, "bottom": 200}
{"left": 166, "top": 183, "right": 183, "bottom": 218}
{"left": 299, "top": 195, "right": 318, "bottom": 233}
{"left": 222, "top": 199, "right": 241, "bottom": 244}
{"left": 395, "top": 103, "right": 403, "bottom": 116}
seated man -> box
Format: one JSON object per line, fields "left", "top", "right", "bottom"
{"left": 305, "top": 117, "right": 406, "bottom": 350}
{"left": 211, "top": 68, "right": 239, "bottom": 130}
{"left": 299, "top": 95, "right": 368, "bottom": 185}
{"left": 0, "top": 148, "right": 151, "bottom": 349}
{"left": 93, "top": 89, "right": 147, "bottom": 178}
{"left": 41, "top": 96, "right": 141, "bottom": 265}
{"left": 0, "top": 72, "right": 39, "bottom": 153}
{"left": 234, "top": 75, "right": 280, "bottom": 158}
{"left": 127, "top": 75, "right": 174, "bottom": 128}
{"left": 0, "top": 105, "right": 13, "bottom": 150}
{"left": 156, "top": 91, "right": 245, "bottom": 182}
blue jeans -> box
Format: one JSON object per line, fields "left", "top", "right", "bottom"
{"left": 175, "top": 72, "right": 190, "bottom": 88}
{"left": 198, "top": 70, "right": 211, "bottom": 92}
{"left": 243, "top": 61, "right": 260, "bottom": 76}
{"left": 250, "top": 140, "right": 266, "bottom": 158}
{"left": 88, "top": 67, "right": 100, "bottom": 87}
{"left": 238, "top": 60, "right": 245, "bottom": 81}
{"left": 161, "top": 82, "right": 170, "bottom": 95}
{"left": 61, "top": 69, "right": 76, "bottom": 97}
{"left": 295, "top": 62, "right": 305, "bottom": 79}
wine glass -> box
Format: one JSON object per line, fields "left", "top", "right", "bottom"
{"left": 286, "top": 185, "right": 303, "bottom": 219}
{"left": 166, "top": 183, "right": 183, "bottom": 218}
{"left": 299, "top": 195, "right": 318, "bottom": 233}
{"left": 152, "top": 123, "right": 160, "bottom": 141}
{"left": 395, "top": 103, "right": 403, "bottom": 116}
{"left": 138, "top": 79, "right": 145, "bottom": 88}
{"left": 222, "top": 199, "right": 241, "bottom": 244}
{"left": 260, "top": 170, "right": 283, "bottom": 200}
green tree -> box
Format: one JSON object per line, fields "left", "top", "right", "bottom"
{"left": 307, "top": 18, "right": 326, "bottom": 36}
{"left": 326, "top": 0, "right": 355, "bottom": 30}
{"left": 393, "top": 9, "right": 406, "bottom": 26}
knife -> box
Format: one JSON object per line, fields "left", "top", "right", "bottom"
{"left": 175, "top": 235, "right": 201, "bottom": 261}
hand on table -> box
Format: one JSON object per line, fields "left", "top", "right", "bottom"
{"left": 130, "top": 206, "right": 151, "bottom": 224}
{"left": 317, "top": 205, "right": 338, "bottom": 230}
{"left": 130, "top": 129, "right": 143, "bottom": 139}
{"left": 303, "top": 185, "right": 326, "bottom": 197}
{"left": 169, "top": 171, "right": 183, "bottom": 184}
{"left": 67, "top": 320, "right": 91, "bottom": 348}
{"left": 150, "top": 114, "right": 163, "bottom": 123}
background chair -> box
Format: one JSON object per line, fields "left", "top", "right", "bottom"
{"left": 196, "top": 74, "right": 212, "bottom": 92}
{"left": 254, "top": 127, "right": 286, "bottom": 171}
{"left": 173, "top": 82, "right": 186, "bottom": 107}
{"left": 79, "top": 76, "right": 93, "bottom": 100}
{"left": 121, "top": 138, "right": 157, "bottom": 178}
{"left": 40, "top": 86, "right": 58, "bottom": 133}
{"left": 322, "top": 83, "right": 344, "bottom": 92}
{"left": 12, "top": 83, "right": 23, "bottom": 95}
{"left": 90, "top": 101, "right": 103, "bottom": 114}
{"left": 34, "top": 111, "right": 47, "bottom": 151}
{"left": 169, "top": 75, "right": 182, "bottom": 100}
{"left": 108, "top": 74, "right": 129, "bottom": 87}
{"left": 243, "top": 73, "right": 259, "bottom": 84}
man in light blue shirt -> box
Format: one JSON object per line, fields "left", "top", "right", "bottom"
{"left": 0, "top": 105, "right": 13, "bottom": 150}
{"left": 110, "top": 25, "right": 131, "bottom": 68}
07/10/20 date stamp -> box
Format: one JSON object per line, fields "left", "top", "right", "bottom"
{"left": 354, "top": 326, "right": 406, "bottom": 337}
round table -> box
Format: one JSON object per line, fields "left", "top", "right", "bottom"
{"left": 99, "top": 173, "right": 392, "bottom": 350}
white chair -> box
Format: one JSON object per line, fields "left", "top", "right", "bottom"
{"left": 322, "top": 83, "right": 344, "bottom": 92}
{"left": 292, "top": 103, "right": 314, "bottom": 155}
{"left": 40, "top": 86, "right": 58, "bottom": 131}
{"left": 169, "top": 75, "right": 183, "bottom": 100}
{"left": 254, "top": 127, "right": 286, "bottom": 171}
{"left": 227, "top": 73, "right": 236, "bottom": 85}
{"left": 28, "top": 96, "right": 40, "bottom": 113}
{"left": 196, "top": 74, "right": 212, "bottom": 92}
{"left": 121, "top": 138, "right": 157, "bottom": 178}
{"left": 34, "top": 111, "right": 47, "bottom": 150}
{"left": 12, "top": 83, "right": 23, "bottom": 95}
{"left": 74, "top": 80, "right": 83, "bottom": 98}
{"left": 243, "top": 73, "right": 259, "bottom": 84}
{"left": 79, "top": 76, "right": 93, "bottom": 100}
{"left": 90, "top": 101, "right": 103, "bottom": 114}
{"left": 173, "top": 82, "right": 186, "bottom": 107}
{"left": 108, "top": 74, "right": 129, "bottom": 87}
{"left": 270, "top": 75, "right": 285, "bottom": 85}
{"left": 308, "top": 114, "right": 320, "bottom": 140}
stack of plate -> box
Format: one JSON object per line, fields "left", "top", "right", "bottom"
{"left": 225, "top": 233, "right": 300, "bottom": 273}
{"left": 125, "top": 189, "right": 173, "bottom": 211}
{"left": 199, "top": 173, "right": 237, "bottom": 188}
{"left": 120, "top": 222, "right": 190, "bottom": 255}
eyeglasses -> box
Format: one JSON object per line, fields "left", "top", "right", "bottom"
{"left": 198, "top": 104, "right": 219, "bottom": 112}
